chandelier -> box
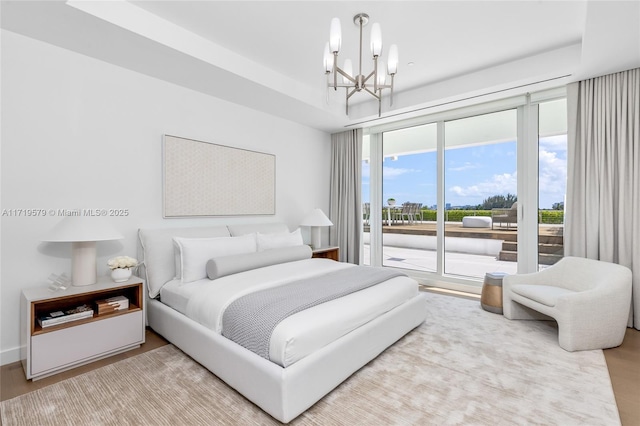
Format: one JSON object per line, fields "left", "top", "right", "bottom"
{"left": 323, "top": 13, "right": 399, "bottom": 117}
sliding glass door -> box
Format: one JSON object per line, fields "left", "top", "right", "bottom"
{"left": 537, "top": 98, "right": 567, "bottom": 268}
{"left": 381, "top": 124, "right": 437, "bottom": 272}
{"left": 444, "top": 109, "right": 518, "bottom": 278}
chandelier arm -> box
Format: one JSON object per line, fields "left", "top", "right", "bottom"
{"left": 346, "top": 88, "right": 348, "bottom": 115}
{"left": 358, "top": 16, "right": 364, "bottom": 83}
{"left": 330, "top": 83, "right": 357, "bottom": 88}
{"left": 373, "top": 56, "right": 378, "bottom": 93}
{"left": 362, "top": 70, "right": 376, "bottom": 85}
{"left": 390, "top": 74, "right": 395, "bottom": 106}
{"left": 346, "top": 87, "right": 360, "bottom": 115}
{"left": 362, "top": 87, "right": 381, "bottom": 100}
{"left": 335, "top": 67, "right": 357, "bottom": 84}
{"left": 346, "top": 87, "right": 359, "bottom": 100}
{"left": 378, "top": 90, "right": 382, "bottom": 117}
{"left": 345, "top": 88, "right": 350, "bottom": 115}
{"left": 333, "top": 52, "right": 338, "bottom": 90}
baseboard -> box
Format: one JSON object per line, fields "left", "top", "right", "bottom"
{"left": 1, "top": 346, "right": 22, "bottom": 366}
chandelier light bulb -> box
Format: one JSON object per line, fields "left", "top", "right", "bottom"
{"left": 329, "top": 18, "right": 342, "bottom": 53}
{"left": 370, "top": 23, "right": 382, "bottom": 57}
{"left": 323, "top": 42, "right": 334, "bottom": 72}
{"left": 387, "top": 44, "right": 399, "bottom": 75}
{"left": 343, "top": 59, "right": 353, "bottom": 84}
{"left": 377, "top": 60, "right": 387, "bottom": 86}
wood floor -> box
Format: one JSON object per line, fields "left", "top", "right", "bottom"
{"left": 2, "top": 325, "right": 639, "bottom": 425}
{"left": 605, "top": 327, "right": 640, "bottom": 424}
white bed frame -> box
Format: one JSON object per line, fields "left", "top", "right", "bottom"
{"left": 139, "top": 223, "right": 427, "bottom": 423}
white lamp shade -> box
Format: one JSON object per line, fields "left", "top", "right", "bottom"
{"left": 387, "top": 44, "right": 399, "bottom": 74}
{"left": 323, "top": 42, "right": 334, "bottom": 72}
{"left": 300, "top": 209, "right": 333, "bottom": 250}
{"left": 343, "top": 59, "right": 353, "bottom": 83}
{"left": 43, "top": 216, "right": 124, "bottom": 242}
{"left": 370, "top": 23, "right": 382, "bottom": 57}
{"left": 329, "top": 17, "right": 342, "bottom": 53}
{"left": 43, "top": 216, "right": 123, "bottom": 286}
{"left": 300, "top": 208, "right": 334, "bottom": 227}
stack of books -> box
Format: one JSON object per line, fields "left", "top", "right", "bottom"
{"left": 95, "top": 295, "right": 129, "bottom": 315}
{"left": 38, "top": 304, "right": 94, "bottom": 328}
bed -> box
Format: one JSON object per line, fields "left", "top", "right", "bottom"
{"left": 138, "top": 223, "right": 427, "bottom": 423}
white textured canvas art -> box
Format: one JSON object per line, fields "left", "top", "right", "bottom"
{"left": 163, "top": 135, "right": 275, "bottom": 217}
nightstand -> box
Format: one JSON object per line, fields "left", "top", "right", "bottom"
{"left": 20, "top": 276, "right": 145, "bottom": 380}
{"left": 312, "top": 246, "right": 340, "bottom": 261}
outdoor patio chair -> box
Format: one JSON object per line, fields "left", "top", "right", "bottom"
{"left": 492, "top": 202, "right": 518, "bottom": 229}
{"left": 413, "top": 203, "right": 423, "bottom": 223}
{"left": 363, "top": 202, "right": 370, "bottom": 225}
{"left": 398, "top": 202, "right": 414, "bottom": 224}
{"left": 503, "top": 256, "right": 632, "bottom": 351}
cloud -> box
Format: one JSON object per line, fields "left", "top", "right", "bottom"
{"left": 447, "top": 148, "right": 566, "bottom": 206}
{"left": 449, "top": 172, "right": 517, "bottom": 197}
{"left": 539, "top": 135, "right": 567, "bottom": 151}
{"left": 448, "top": 162, "right": 479, "bottom": 172}
{"left": 539, "top": 149, "right": 567, "bottom": 196}
{"left": 383, "top": 166, "right": 419, "bottom": 179}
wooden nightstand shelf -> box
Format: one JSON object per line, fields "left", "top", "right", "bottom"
{"left": 21, "top": 276, "right": 145, "bottom": 380}
{"left": 312, "top": 246, "right": 340, "bottom": 261}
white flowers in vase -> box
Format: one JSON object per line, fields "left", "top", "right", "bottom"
{"left": 108, "top": 256, "right": 138, "bottom": 283}
{"left": 107, "top": 256, "right": 138, "bottom": 270}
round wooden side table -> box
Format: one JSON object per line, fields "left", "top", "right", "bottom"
{"left": 481, "top": 272, "right": 507, "bottom": 314}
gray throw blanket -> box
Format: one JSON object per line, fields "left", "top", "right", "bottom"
{"left": 221, "top": 266, "right": 406, "bottom": 360}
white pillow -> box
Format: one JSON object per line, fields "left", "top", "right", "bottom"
{"left": 256, "top": 228, "right": 303, "bottom": 251}
{"left": 173, "top": 234, "right": 257, "bottom": 284}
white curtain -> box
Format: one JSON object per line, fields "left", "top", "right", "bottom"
{"left": 329, "top": 129, "right": 363, "bottom": 263}
{"left": 566, "top": 68, "right": 640, "bottom": 329}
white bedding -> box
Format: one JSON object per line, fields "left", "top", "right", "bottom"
{"left": 160, "top": 258, "right": 417, "bottom": 367}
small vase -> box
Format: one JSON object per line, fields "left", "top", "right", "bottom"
{"left": 111, "top": 268, "right": 132, "bottom": 283}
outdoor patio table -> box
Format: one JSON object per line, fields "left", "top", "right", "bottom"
{"left": 385, "top": 205, "right": 402, "bottom": 226}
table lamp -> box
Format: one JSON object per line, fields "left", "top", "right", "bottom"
{"left": 43, "top": 216, "right": 124, "bottom": 286}
{"left": 300, "top": 208, "right": 333, "bottom": 250}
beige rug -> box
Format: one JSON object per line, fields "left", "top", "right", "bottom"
{"left": 1, "top": 293, "right": 620, "bottom": 425}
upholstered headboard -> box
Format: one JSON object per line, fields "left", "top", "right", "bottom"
{"left": 227, "top": 222, "right": 289, "bottom": 237}
{"left": 137, "top": 222, "right": 289, "bottom": 298}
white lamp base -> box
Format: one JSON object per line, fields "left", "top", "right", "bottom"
{"left": 71, "top": 241, "right": 97, "bottom": 286}
{"left": 310, "top": 226, "right": 322, "bottom": 250}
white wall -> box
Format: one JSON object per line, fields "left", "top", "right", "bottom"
{"left": 0, "top": 30, "right": 331, "bottom": 365}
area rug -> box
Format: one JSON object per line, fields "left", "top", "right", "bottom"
{"left": 1, "top": 293, "right": 620, "bottom": 425}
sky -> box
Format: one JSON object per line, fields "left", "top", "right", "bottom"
{"left": 362, "top": 135, "right": 567, "bottom": 209}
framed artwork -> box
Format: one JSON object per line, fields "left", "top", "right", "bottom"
{"left": 163, "top": 135, "right": 275, "bottom": 217}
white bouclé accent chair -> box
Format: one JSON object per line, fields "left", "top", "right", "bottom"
{"left": 503, "top": 257, "right": 632, "bottom": 351}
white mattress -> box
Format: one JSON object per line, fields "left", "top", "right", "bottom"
{"left": 159, "top": 258, "right": 417, "bottom": 367}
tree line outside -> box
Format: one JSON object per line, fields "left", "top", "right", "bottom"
{"left": 475, "top": 194, "right": 563, "bottom": 211}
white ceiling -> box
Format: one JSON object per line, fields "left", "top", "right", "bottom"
{"left": 2, "top": 1, "right": 639, "bottom": 132}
